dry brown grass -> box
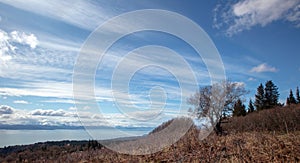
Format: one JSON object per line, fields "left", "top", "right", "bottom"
{"left": 2, "top": 130, "right": 300, "bottom": 162}
{"left": 224, "top": 104, "right": 300, "bottom": 133}
{"left": 52, "top": 128, "right": 300, "bottom": 162}
{"left": 1, "top": 105, "right": 300, "bottom": 162}
{"left": 55, "top": 105, "right": 300, "bottom": 162}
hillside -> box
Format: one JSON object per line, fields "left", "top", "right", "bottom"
{"left": 1, "top": 105, "right": 300, "bottom": 162}
{"left": 223, "top": 104, "right": 300, "bottom": 133}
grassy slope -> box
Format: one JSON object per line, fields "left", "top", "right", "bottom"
{"left": 55, "top": 128, "right": 300, "bottom": 162}
{"left": 54, "top": 105, "right": 300, "bottom": 162}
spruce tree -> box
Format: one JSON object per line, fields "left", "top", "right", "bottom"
{"left": 254, "top": 83, "right": 265, "bottom": 111}
{"left": 286, "top": 97, "right": 290, "bottom": 105}
{"left": 248, "top": 99, "right": 255, "bottom": 113}
{"left": 233, "top": 99, "right": 246, "bottom": 117}
{"left": 296, "top": 87, "right": 300, "bottom": 104}
{"left": 264, "top": 80, "right": 280, "bottom": 109}
{"left": 287, "top": 89, "right": 296, "bottom": 104}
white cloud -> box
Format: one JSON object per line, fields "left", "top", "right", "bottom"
{"left": 38, "top": 35, "right": 80, "bottom": 52}
{"left": 0, "top": 30, "right": 13, "bottom": 63}
{"left": 0, "top": 28, "right": 85, "bottom": 118}
{"left": 30, "top": 109, "right": 70, "bottom": 117}
{"left": 13, "top": 100, "right": 29, "bottom": 104}
{"left": 0, "top": 81, "right": 73, "bottom": 99}
{"left": 68, "top": 107, "right": 77, "bottom": 111}
{"left": 122, "top": 109, "right": 165, "bottom": 121}
{"left": 43, "top": 99, "right": 75, "bottom": 104}
{"left": 0, "top": 7, "right": 211, "bottom": 121}
{"left": 0, "top": 105, "right": 178, "bottom": 128}
{"left": 0, "top": 105, "right": 14, "bottom": 114}
{"left": 10, "top": 30, "right": 38, "bottom": 49}
{"left": 0, "top": 29, "right": 38, "bottom": 52}
{"left": 287, "top": 4, "right": 300, "bottom": 27}
{"left": 0, "top": 29, "right": 39, "bottom": 68}
{"left": 0, "top": 29, "right": 77, "bottom": 81}
{"left": 1, "top": 109, "right": 80, "bottom": 126}
{"left": 250, "top": 63, "right": 278, "bottom": 73}
{"left": 214, "top": 0, "right": 300, "bottom": 36}
{"left": 0, "top": 29, "right": 81, "bottom": 106}
{"left": 233, "top": 81, "right": 246, "bottom": 88}
{"left": 248, "top": 77, "right": 257, "bottom": 81}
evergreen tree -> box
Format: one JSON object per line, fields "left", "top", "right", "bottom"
{"left": 233, "top": 99, "right": 246, "bottom": 117}
{"left": 254, "top": 83, "right": 265, "bottom": 111}
{"left": 248, "top": 99, "right": 255, "bottom": 113}
{"left": 264, "top": 80, "right": 280, "bottom": 109}
{"left": 296, "top": 87, "right": 300, "bottom": 104}
{"left": 287, "top": 89, "right": 296, "bottom": 104}
{"left": 286, "top": 97, "right": 290, "bottom": 106}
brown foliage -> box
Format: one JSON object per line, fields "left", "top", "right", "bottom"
{"left": 1, "top": 105, "right": 300, "bottom": 162}
{"left": 52, "top": 129, "right": 300, "bottom": 162}
{"left": 224, "top": 104, "right": 300, "bottom": 133}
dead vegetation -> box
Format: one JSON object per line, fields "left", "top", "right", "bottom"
{"left": 224, "top": 104, "right": 300, "bottom": 133}
{"left": 1, "top": 105, "right": 300, "bottom": 162}
{"left": 53, "top": 127, "right": 300, "bottom": 162}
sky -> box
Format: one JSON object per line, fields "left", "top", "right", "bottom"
{"left": 0, "top": 0, "right": 300, "bottom": 128}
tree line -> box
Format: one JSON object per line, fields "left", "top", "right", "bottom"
{"left": 286, "top": 87, "right": 300, "bottom": 105}
{"left": 233, "top": 80, "right": 281, "bottom": 117}
{"left": 188, "top": 80, "right": 299, "bottom": 135}
{"left": 234, "top": 81, "right": 300, "bottom": 117}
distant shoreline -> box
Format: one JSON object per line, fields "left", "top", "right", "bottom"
{"left": 0, "top": 134, "right": 143, "bottom": 149}
{"left": 0, "top": 124, "right": 153, "bottom": 130}
{"left": 0, "top": 126, "right": 152, "bottom": 148}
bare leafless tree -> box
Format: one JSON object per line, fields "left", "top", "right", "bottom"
{"left": 187, "top": 80, "right": 248, "bottom": 135}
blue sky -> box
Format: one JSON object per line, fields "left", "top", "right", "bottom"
{"left": 0, "top": 0, "right": 300, "bottom": 128}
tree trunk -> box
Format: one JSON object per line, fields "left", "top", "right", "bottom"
{"left": 214, "top": 121, "right": 223, "bottom": 135}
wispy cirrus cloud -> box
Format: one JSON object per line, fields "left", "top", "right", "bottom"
{"left": 0, "top": 81, "right": 73, "bottom": 99}
{"left": 0, "top": 2, "right": 214, "bottom": 125}
{"left": 0, "top": 28, "right": 78, "bottom": 105}
{"left": 248, "top": 77, "right": 257, "bottom": 81}
{"left": 0, "top": 0, "right": 112, "bottom": 30}
{"left": 13, "top": 100, "right": 29, "bottom": 104}
{"left": 0, "top": 29, "right": 77, "bottom": 79}
{"left": 250, "top": 63, "right": 278, "bottom": 73}
{"left": 214, "top": 0, "right": 300, "bottom": 36}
